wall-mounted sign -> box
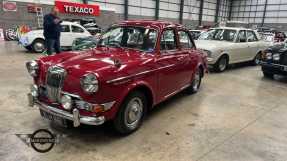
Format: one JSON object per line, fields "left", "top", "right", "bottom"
{"left": 0, "top": 28, "right": 4, "bottom": 41}
{"left": 3, "top": 1, "right": 17, "bottom": 12}
{"left": 27, "top": 4, "right": 42, "bottom": 13}
{"left": 55, "top": 1, "right": 100, "bottom": 16}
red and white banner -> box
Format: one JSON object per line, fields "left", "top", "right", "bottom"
{"left": 0, "top": 28, "right": 4, "bottom": 41}
{"left": 3, "top": 1, "right": 17, "bottom": 12}
{"left": 55, "top": 1, "right": 100, "bottom": 16}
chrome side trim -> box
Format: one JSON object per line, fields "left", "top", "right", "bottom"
{"left": 106, "top": 64, "right": 176, "bottom": 84}
{"left": 61, "top": 92, "right": 82, "bottom": 99}
{"left": 164, "top": 84, "right": 190, "bottom": 99}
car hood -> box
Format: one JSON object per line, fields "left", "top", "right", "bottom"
{"left": 22, "top": 30, "right": 43, "bottom": 38}
{"left": 266, "top": 43, "right": 286, "bottom": 53}
{"left": 195, "top": 40, "right": 233, "bottom": 51}
{"left": 40, "top": 47, "right": 152, "bottom": 78}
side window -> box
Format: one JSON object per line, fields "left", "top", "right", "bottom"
{"left": 160, "top": 29, "right": 177, "bottom": 50}
{"left": 61, "top": 25, "right": 70, "bottom": 32}
{"left": 142, "top": 29, "right": 157, "bottom": 51}
{"left": 237, "top": 30, "right": 246, "bottom": 43}
{"left": 247, "top": 31, "right": 258, "bottom": 42}
{"left": 72, "top": 25, "right": 85, "bottom": 33}
{"left": 178, "top": 31, "right": 193, "bottom": 49}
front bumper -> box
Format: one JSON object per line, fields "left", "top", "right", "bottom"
{"left": 260, "top": 61, "right": 287, "bottom": 75}
{"left": 28, "top": 93, "right": 106, "bottom": 127}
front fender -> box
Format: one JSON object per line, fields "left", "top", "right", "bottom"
{"left": 103, "top": 80, "right": 155, "bottom": 120}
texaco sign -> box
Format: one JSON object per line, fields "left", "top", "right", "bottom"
{"left": 55, "top": 1, "right": 100, "bottom": 16}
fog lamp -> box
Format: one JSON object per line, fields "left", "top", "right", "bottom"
{"left": 266, "top": 53, "right": 272, "bottom": 60}
{"left": 273, "top": 54, "right": 280, "bottom": 61}
{"left": 61, "top": 95, "right": 72, "bottom": 110}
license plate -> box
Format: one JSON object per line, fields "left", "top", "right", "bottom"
{"left": 40, "top": 110, "right": 67, "bottom": 127}
{"left": 284, "top": 66, "right": 287, "bottom": 72}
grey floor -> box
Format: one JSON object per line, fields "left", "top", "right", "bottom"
{"left": 1, "top": 41, "right": 287, "bottom": 161}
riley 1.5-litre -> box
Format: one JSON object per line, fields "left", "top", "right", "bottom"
{"left": 26, "top": 20, "right": 208, "bottom": 134}
{"left": 260, "top": 40, "right": 287, "bottom": 78}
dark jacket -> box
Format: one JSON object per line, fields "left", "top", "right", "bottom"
{"left": 43, "top": 14, "right": 62, "bottom": 39}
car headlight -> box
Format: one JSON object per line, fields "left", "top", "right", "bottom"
{"left": 80, "top": 73, "right": 99, "bottom": 93}
{"left": 61, "top": 95, "right": 72, "bottom": 110}
{"left": 273, "top": 53, "right": 280, "bottom": 61}
{"left": 26, "top": 60, "right": 39, "bottom": 77}
{"left": 203, "top": 50, "right": 212, "bottom": 57}
{"left": 265, "top": 52, "right": 273, "bottom": 60}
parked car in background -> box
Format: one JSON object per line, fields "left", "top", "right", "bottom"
{"left": 26, "top": 20, "right": 208, "bottom": 134}
{"left": 64, "top": 18, "right": 102, "bottom": 35}
{"left": 260, "top": 40, "right": 287, "bottom": 78}
{"left": 189, "top": 30, "right": 204, "bottom": 40}
{"left": 72, "top": 35, "right": 99, "bottom": 51}
{"left": 20, "top": 21, "right": 91, "bottom": 53}
{"left": 196, "top": 27, "right": 271, "bottom": 72}
{"left": 259, "top": 31, "right": 286, "bottom": 45}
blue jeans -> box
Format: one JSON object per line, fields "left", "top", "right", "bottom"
{"left": 46, "top": 38, "right": 61, "bottom": 55}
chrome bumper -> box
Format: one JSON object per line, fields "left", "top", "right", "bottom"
{"left": 28, "top": 93, "right": 105, "bottom": 127}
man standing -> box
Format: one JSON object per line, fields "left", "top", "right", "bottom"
{"left": 43, "top": 7, "right": 62, "bottom": 55}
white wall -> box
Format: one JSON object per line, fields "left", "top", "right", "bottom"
{"left": 231, "top": 0, "right": 287, "bottom": 24}
{"left": 9, "top": 0, "right": 232, "bottom": 23}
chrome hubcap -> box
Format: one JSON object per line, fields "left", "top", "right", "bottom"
{"left": 219, "top": 58, "right": 227, "bottom": 71}
{"left": 125, "top": 97, "right": 143, "bottom": 129}
{"left": 193, "top": 70, "right": 201, "bottom": 91}
{"left": 34, "top": 42, "right": 44, "bottom": 52}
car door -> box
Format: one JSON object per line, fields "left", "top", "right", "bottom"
{"left": 232, "top": 30, "right": 250, "bottom": 62}
{"left": 60, "top": 24, "right": 72, "bottom": 47}
{"left": 177, "top": 30, "right": 197, "bottom": 87}
{"left": 156, "top": 29, "right": 186, "bottom": 100}
{"left": 246, "top": 30, "right": 260, "bottom": 60}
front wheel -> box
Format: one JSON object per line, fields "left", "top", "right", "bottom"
{"left": 214, "top": 56, "right": 228, "bottom": 72}
{"left": 32, "top": 39, "right": 45, "bottom": 53}
{"left": 113, "top": 91, "right": 147, "bottom": 134}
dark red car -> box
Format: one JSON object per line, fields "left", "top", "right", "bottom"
{"left": 26, "top": 20, "right": 208, "bottom": 134}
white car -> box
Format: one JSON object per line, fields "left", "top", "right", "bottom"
{"left": 20, "top": 21, "right": 91, "bottom": 53}
{"left": 195, "top": 27, "right": 271, "bottom": 72}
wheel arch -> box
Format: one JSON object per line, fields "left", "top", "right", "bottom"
{"left": 114, "top": 81, "right": 155, "bottom": 117}
{"left": 220, "top": 53, "right": 230, "bottom": 63}
{"left": 32, "top": 38, "right": 45, "bottom": 44}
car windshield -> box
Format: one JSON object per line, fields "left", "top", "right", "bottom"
{"left": 199, "top": 29, "right": 237, "bottom": 42}
{"left": 98, "top": 26, "right": 157, "bottom": 52}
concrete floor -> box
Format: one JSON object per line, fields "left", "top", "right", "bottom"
{"left": 1, "top": 41, "right": 287, "bottom": 161}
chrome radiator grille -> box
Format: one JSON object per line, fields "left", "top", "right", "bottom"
{"left": 46, "top": 66, "right": 66, "bottom": 102}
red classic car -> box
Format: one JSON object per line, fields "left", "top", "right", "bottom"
{"left": 26, "top": 20, "right": 208, "bottom": 134}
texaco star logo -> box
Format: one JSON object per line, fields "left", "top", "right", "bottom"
{"left": 16, "top": 129, "right": 60, "bottom": 153}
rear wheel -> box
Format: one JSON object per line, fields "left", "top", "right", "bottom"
{"left": 214, "top": 55, "right": 228, "bottom": 72}
{"left": 32, "top": 39, "right": 45, "bottom": 53}
{"left": 186, "top": 67, "right": 202, "bottom": 94}
{"left": 113, "top": 91, "right": 147, "bottom": 134}
{"left": 253, "top": 52, "right": 262, "bottom": 65}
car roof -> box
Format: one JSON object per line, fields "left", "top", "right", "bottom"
{"left": 213, "top": 27, "right": 255, "bottom": 31}
{"left": 116, "top": 20, "right": 184, "bottom": 30}
{"left": 61, "top": 21, "right": 81, "bottom": 26}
